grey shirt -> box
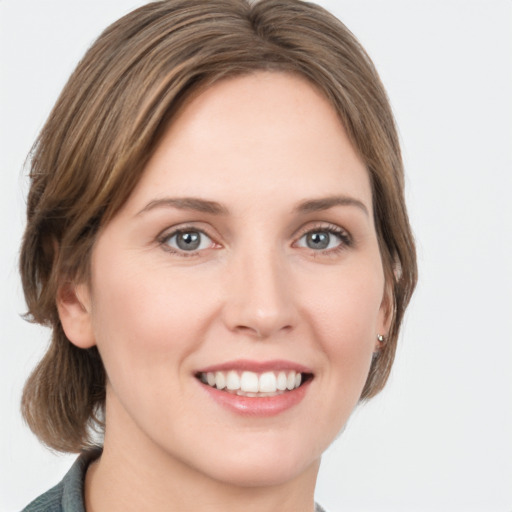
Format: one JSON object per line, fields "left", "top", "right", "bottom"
{"left": 22, "top": 449, "right": 101, "bottom": 512}
{"left": 22, "top": 449, "right": 327, "bottom": 511}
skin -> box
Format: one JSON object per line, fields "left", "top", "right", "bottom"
{"left": 58, "top": 72, "right": 391, "bottom": 512}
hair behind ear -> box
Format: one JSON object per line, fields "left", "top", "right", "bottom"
{"left": 21, "top": 324, "right": 106, "bottom": 452}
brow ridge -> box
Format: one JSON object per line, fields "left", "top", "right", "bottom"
{"left": 137, "top": 197, "right": 229, "bottom": 216}
{"left": 137, "top": 194, "right": 368, "bottom": 217}
{"left": 294, "top": 195, "right": 369, "bottom": 216}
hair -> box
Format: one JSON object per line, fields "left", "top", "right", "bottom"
{"left": 20, "top": 0, "right": 417, "bottom": 452}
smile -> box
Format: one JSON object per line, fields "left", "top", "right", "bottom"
{"left": 197, "top": 370, "right": 307, "bottom": 396}
{"left": 195, "top": 360, "right": 314, "bottom": 416}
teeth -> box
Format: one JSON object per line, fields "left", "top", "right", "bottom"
{"left": 226, "top": 370, "right": 240, "bottom": 390}
{"left": 259, "top": 372, "right": 277, "bottom": 392}
{"left": 276, "top": 372, "right": 287, "bottom": 391}
{"left": 215, "top": 371, "right": 226, "bottom": 390}
{"left": 198, "top": 370, "right": 306, "bottom": 394}
{"left": 240, "top": 371, "right": 259, "bottom": 392}
{"left": 286, "top": 371, "right": 296, "bottom": 390}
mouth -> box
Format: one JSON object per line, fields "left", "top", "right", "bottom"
{"left": 194, "top": 360, "right": 314, "bottom": 416}
{"left": 195, "top": 369, "right": 313, "bottom": 397}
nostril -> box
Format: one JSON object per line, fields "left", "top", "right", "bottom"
{"left": 233, "top": 322, "right": 294, "bottom": 339}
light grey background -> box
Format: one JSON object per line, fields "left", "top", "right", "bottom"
{"left": 1, "top": 1, "right": 511, "bottom": 511}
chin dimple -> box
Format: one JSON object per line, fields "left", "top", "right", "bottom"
{"left": 197, "top": 370, "right": 306, "bottom": 396}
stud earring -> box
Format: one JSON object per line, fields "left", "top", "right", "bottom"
{"left": 377, "top": 334, "right": 385, "bottom": 343}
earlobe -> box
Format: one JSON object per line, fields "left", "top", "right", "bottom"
{"left": 56, "top": 281, "right": 96, "bottom": 349}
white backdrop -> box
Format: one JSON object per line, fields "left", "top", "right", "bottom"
{"left": 1, "top": 1, "right": 511, "bottom": 511}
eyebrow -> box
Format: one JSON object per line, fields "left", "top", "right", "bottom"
{"left": 294, "top": 195, "right": 369, "bottom": 216}
{"left": 136, "top": 194, "right": 369, "bottom": 217}
{"left": 137, "top": 197, "right": 229, "bottom": 216}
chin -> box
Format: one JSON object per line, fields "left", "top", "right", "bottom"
{"left": 203, "top": 453, "right": 319, "bottom": 489}
{"left": 168, "top": 429, "right": 324, "bottom": 489}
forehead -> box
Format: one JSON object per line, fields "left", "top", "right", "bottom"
{"left": 121, "top": 71, "right": 372, "bottom": 216}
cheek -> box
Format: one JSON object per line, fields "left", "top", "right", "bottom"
{"left": 277, "top": 263, "right": 385, "bottom": 450}
{"left": 305, "top": 259, "right": 384, "bottom": 342}
{"left": 88, "top": 255, "right": 215, "bottom": 388}
{"left": 91, "top": 250, "right": 210, "bottom": 337}
{"left": 302, "top": 260, "right": 384, "bottom": 390}
{"left": 87, "top": 259, "right": 222, "bottom": 434}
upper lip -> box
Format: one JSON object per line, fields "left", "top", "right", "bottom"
{"left": 195, "top": 359, "right": 313, "bottom": 374}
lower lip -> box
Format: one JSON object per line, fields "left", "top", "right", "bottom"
{"left": 198, "top": 380, "right": 312, "bottom": 417}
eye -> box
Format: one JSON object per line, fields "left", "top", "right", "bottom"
{"left": 162, "top": 229, "right": 215, "bottom": 254}
{"left": 295, "top": 226, "right": 351, "bottom": 252}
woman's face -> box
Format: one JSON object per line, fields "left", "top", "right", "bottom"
{"left": 67, "top": 72, "right": 389, "bottom": 487}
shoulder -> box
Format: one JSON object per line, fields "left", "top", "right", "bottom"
{"left": 21, "top": 448, "right": 102, "bottom": 512}
{"left": 22, "top": 482, "right": 64, "bottom": 512}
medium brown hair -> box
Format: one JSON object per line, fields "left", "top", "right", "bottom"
{"left": 20, "top": 0, "right": 417, "bottom": 452}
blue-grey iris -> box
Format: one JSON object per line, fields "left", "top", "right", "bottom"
{"left": 176, "top": 231, "right": 201, "bottom": 250}
{"left": 306, "top": 232, "right": 330, "bottom": 250}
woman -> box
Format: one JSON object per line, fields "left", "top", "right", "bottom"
{"left": 19, "top": 0, "right": 417, "bottom": 510}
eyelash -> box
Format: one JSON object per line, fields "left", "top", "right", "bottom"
{"left": 157, "top": 223, "right": 352, "bottom": 258}
{"left": 293, "top": 223, "right": 353, "bottom": 256}
{"left": 158, "top": 224, "right": 217, "bottom": 258}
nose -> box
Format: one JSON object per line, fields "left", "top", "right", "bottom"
{"left": 221, "top": 246, "right": 298, "bottom": 339}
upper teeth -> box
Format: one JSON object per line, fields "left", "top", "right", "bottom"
{"left": 199, "top": 370, "right": 302, "bottom": 394}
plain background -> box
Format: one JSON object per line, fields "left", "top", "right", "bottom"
{"left": 1, "top": 1, "right": 511, "bottom": 511}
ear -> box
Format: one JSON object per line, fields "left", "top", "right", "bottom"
{"left": 376, "top": 281, "right": 394, "bottom": 350}
{"left": 56, "top": 281, "right": 96, "bottom": 349}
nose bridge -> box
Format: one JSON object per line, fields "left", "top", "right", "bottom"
{"left": 223, "top": 239, "right": 296, "bottom": 338}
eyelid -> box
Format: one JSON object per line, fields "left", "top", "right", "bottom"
{"left": 292, "top": 222, "right": 353, "bottom": 252}
{"left": 293, "top": 222, "right": 351, "bottom": 240}
{"left": 157, "top": 223, "right": 221, "bottom": 256}
{"left": 156, "top": 221, "right": 352, "bottom": 257}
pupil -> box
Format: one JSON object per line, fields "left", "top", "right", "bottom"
{"left": 307, "top": 232, "right": 329, "bottom": 250}
{"left": 177, "top": 231, "right": 200, "bottom": 250}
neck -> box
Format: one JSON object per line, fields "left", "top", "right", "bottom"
{"left": 85, "top": 394, "right": 320, "bottom": 512}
